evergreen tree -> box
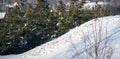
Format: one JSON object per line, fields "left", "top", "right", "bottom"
{"left": 0, "top": 0, "right": 52, "bottom": 55}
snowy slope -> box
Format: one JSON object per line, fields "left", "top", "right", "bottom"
{"left": 0, "top": 15, "right": 120, "bottom": 59}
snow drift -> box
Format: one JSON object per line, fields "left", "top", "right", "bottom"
{"left": 0, "top": 15, "right": 120, "bottom": 59}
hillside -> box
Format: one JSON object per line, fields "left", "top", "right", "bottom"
{"left": 0, "top": 15, "right": 120, "bottom": 59}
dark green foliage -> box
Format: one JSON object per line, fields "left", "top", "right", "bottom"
{"left": 0, "top": 0, "right": 51, "bottom": 55}
{"left": 54, "top": 0, "right": 86, "bottom": 33}
{"left": 116, "top": 5, "right": 120, "bottom": 14}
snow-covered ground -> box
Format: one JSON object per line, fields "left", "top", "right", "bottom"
{"left": 0, "top": 15, "right": 120, "bottom": 59}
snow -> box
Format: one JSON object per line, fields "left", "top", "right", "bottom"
{"left": 5, "top": 2, "right": 18, "bottom": 8}
{"left": 0, "top": 12, "right": 6, "bottom": 19}
{"left": 0, "top": 15, "right": 120, "bottom": 59}
{"left": 82, "top": 2, "right": 110, "bottom": 10}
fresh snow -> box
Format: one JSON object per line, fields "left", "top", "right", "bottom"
{"left": 0, "top": 12, "right": 6, "bottom": 19}
{"left": 0, "top": 15, "right": 120, "bottom": 59}
{"left": 82, "top": 2, "right": 110, "bottom": 10}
